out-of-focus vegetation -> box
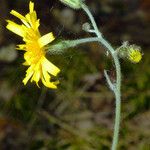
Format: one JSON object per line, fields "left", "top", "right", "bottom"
{"left": 0, "top": 0, "right": 149, "bottom": 149}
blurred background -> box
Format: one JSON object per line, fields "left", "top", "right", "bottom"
{"left": 0, "top": 0, "right": 149, "bottom": 149}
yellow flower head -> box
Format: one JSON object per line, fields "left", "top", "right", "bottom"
{"left": 128, "top": 48, "right": 142, "bottom": 63}
{"left": 6, "top": 1, "right": 60, "bottom": 89}
{"left": 118, "top": 42, "right": 142, "bottom": 63}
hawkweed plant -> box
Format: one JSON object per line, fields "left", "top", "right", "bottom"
{"left": 6, "top": 1, "right": 142, "bottom": 150}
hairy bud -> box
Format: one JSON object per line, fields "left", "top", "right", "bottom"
{"left": 118, "top": 42, "right": 142, "bottom": 63}
{"left": 59, "top": 0, "right": 84, "bottom": 9}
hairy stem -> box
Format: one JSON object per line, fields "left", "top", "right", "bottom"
{"left": 47, "top": 37, "right": 100, "bottom": 54}
{"left": 81, "top": 4, "right": 102, "bottom": 38}
{"left": 112, "top": 54, "right": 121, "bottom": 150}
{"left": 82, "top": 4, "right": 121, "bottom": 150}
{"left": 69, "top": 37, "right": 100, "bottom": 46}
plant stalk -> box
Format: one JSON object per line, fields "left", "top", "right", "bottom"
{"left": 82, "top": 4, "right": 121, "bottom": 150}
{"left": 47, "top": 37, "right": 100, "bottom": 54}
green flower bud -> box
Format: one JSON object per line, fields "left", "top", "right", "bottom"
{"left": 117, "top": 42, "right": 142, "bottom": 63}
{"left": 82, "top": 22, "right": 91, "bottom": 32}
{"left": 59, "top": 0, "right": 84, "bottom": 9}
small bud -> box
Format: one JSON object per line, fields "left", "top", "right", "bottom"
{"left": 82, "top": 22, "right": 91, "bottom": 32}
{"left": 59, "top": 0, "right": 84, "bottom": 9}
{"left": 117, "top": 42, "right": 142, "bottom": 63}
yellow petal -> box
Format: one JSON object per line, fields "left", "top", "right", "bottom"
{"left": 42, "top": 57, "right": 60, "bottom": 76}
{"left": 25, "top": 12, "right": 37, "bottom": 30}
{"left": 17, "top": 44, "right": 26, "bottom": 50}
{"left": 42, "top": 77, "right": 57, "bottom": 89}
{"left": 22, "top": 61, "right": 29, "bottom": 66}
{"left": 29, "top": 1, "right": 34, "bottom": 12}
{"left": 10, "top": 10, "right": 25, "bottom": 20}
{"left": 41, "top": 62, "right": 59, "bottom": 89}
{"left": 24, "top": 52, "right": 31, "bottom": 61}
{"left": 35, "top": 19, "right": 40, "bottom": 30}
{"left": 6, "top": 21, "right": 24, "bottom": 37}
{"left": 10, "top": 10, "right": 30, "bottom": 28}
{"left": 42, "top": 67, "right": 50, "bottom": 81}
{"left": 31, "top": 71, "right": 41, "bottom": 85}
{"left": 23, "top": 67, "right": 34, "bottom": 85}
{"left": 38, "top": 32, "right": 55, "bottom": 48}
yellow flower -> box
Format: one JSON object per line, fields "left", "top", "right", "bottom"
{"left": 117, "top": 42, "right": 142, "bottom": 63}
{"left": 128, "top": 48, "right": 142, "bottom": 63}
{"left": 6, "top": 1, "right": 60, "bottom": 89}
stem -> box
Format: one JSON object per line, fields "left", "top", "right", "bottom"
{"left": 69, "top": 37, "right": 100, "bottom": 46}
{"left": 82, "top": 4, "right": 121, "bottom": 150}
{"left": 99, "top": 37, "right": 121, "bottom": 150}
{"left": 81, "top": 4, "right": 102, "bottom": 38}
{"left": 112, "top": 54, "right": 121, "bottom": 150}
{"left": 104, "top": 70, "right": 114, "bottom": 91}
{"left": 47, "top": 37, "right": 100, "bottom": 54}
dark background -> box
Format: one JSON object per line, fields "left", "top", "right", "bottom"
{"left": 0, "top": 0, "right": 149, "bottom": 149}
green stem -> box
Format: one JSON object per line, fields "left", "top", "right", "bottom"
{"left": 81, "top": 4, "right": 102, "bottom": 38}
{"left": 104, "top": 70, "right": 114, "bottom": 91}
{"left": 69, "top": 37, "right": 100, "bottom": 46}
{"left": 98, "top": 36, "right": 121, "bottom": 150}
{"left": 112, "top": 54, "right": 121, "bottom": 150}
{"left": 82, "top": 4, "right": 121, "bottom": 150}
{"left": 47, "top": 37, "right": 100, "bottom": 54}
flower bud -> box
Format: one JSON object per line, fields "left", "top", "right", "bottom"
{"left": 82, "top": 22, "right": 91, "bottom": 32}
{"left": 118, "top": 42, "right": 142, "bottom": 63}
{"left": 59, "top": 0, "right": 84, "bottom": 9}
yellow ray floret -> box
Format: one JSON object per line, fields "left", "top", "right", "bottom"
{"left": 128, "top": 48, "right": 142, "bottom": 63}
{"left": 6, "top": 1, "right": 60, "bottom": 89}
